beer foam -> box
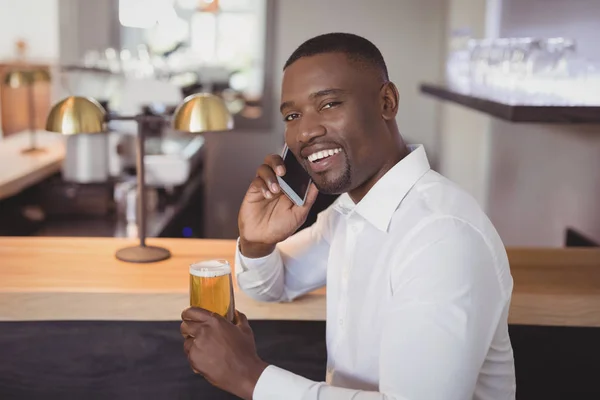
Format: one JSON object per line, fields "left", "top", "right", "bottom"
{"left": 189, "top": 259, "right": 231, "bottom": 278}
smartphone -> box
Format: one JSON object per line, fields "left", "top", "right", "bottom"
{"left": 276, "top": 145, "right": 312, "bottom": 206}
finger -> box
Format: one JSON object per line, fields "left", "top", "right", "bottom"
{"left": 180, "top": 320, "right": 203, "bottom": 338}
{"left": 183, "top": 337, "right": 195, "bottom": 354}
{"left": 182, "top": 306, "right": 218, "bottom": 323}
{"left": 235, "top": 310, "right": 249, "bottom": 328}
{"left": 302, "top": 183, "right": 319, "bottom": 210}
{"left": 263, "top": 154, "right": 285, "bottom": 176}
{"left": 184, "top": 339, "right": 202, "bottom": 375}
{"left": 248, "top": 177, "right": 276, "bottom": 200}
{"left": 256, "top": 164, "right": 281, "bottom": 194}
{"left": 291, "top": 183, "right": 318, "bottom": 221}
{"left": 181, "top": 320, "right": 190, "bottom": 337}
{"left": 235, "top": 310, "right": 253, "bottom": 336}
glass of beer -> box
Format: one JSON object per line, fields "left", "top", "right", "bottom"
{"left": 189, "top": 259, "right": 235, "bottom": 322}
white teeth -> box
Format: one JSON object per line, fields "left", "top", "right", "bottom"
{"left": 307, "top": 148, "right": 342, "bottom": 162}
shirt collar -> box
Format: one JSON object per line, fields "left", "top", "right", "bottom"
{"left": 333, "top": 144, "right": 431, "bottom": 232}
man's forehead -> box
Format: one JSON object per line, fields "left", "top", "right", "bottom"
{"left": 282, "top": 53, "right": 359, "bottom": 93}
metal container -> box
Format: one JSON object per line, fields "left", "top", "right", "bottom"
{"left": 62, "top": 133, "right": 109, "bottom": 183}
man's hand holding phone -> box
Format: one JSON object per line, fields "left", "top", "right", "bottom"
{"left": 238, "top": 152, "right": 318, "bottom": 259}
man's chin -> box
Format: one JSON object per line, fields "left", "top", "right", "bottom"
{"left": 313, "top": 177, "right": 350, "bottom": 195}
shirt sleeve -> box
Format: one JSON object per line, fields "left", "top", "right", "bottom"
{"left": 235, "top": 207, "right": 335, "bottom": 303}
{"left": 252, "top": 218, "right": 511, "bottom": 400}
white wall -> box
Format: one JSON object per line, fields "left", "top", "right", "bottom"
{"left": 270, "top": 0, "right": 447, "bottom": 167}
{"left": 437, "top": 0, "right": 491, "bottom": 208}
{"left": 487, "top": 122, "right": 600, "bottom": 247}
{"left": 0, "top": 0, "right": 59, "bottom": 61}
{"left": 486, "top": 0, "right": 600, "bottom": 246}
{"left": 58, "top": 0, "right": 120, "bottom": 65}
{"left": 203, "top": 0, "right": 447, "bottom": 238}
{"left": 499, "top": 0, "right": 600, "bottom": 59}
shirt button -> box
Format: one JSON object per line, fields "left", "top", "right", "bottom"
{"left": 339, "top": 318, "right": 344, "bottom": 327}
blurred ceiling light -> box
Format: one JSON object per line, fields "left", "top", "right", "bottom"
{"left": 229, "top": 71, "right": 249, "bottom": 92}
{"left": 119, "top": 0, "right": 158, "bottom": 28}
{"left": 177, "top": 0, "right": 199, "bottom": 9}
{"left": 119, "top": 0, "right": 177, "bottom": 28}
{"left": 145, "top": 9, "right": 189, "bottom": 54}
{"left": 156, "top": 0, "right": 179, "bottom": 23}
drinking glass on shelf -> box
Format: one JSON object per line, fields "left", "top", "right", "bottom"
{"left": 467, "top": 38, "right": 492, "bottom": 97}
{"left": 447, "top": 35, "right": 600, "bottom": 105}
{"left": 524, "top": 37, "right": 576, "bottom": 105}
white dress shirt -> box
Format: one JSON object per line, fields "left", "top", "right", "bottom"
{"left": 235, "top": 145, "right": 515, "bottom": 400}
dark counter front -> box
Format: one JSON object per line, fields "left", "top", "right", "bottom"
{"left": 0, "top": 321, "right": 599, "bottom": 400}
{"left": 0, "top": 320, "right": 326, "bottom": 400}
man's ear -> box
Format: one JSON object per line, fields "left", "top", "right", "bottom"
{"left": 380, "top": 81, "right": 399, "bottom": 121}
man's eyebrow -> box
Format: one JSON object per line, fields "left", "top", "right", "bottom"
{"left": 280, "top": 100, "right": 294, "bottom": 113}
{"left": 280, "top": 88, "right": 347, "bottom": 113}
{"left": 310, "top": 88, "right": 347, "bottom": 99}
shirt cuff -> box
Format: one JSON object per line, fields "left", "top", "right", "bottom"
{"left": 234, "top": 237, "right": 279, "bottom": 275}
{"left": 253, "top": 365, "right": 319, "bottom": 400}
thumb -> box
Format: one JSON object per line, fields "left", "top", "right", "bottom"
{"left": 299, "top": 183, "right": 319, "bottom": 213}
{"left": 235, "top": 310, "right": 253, "bottom": 335}
{"left": 291, "top": 183, "right": 318, "bottom": 227}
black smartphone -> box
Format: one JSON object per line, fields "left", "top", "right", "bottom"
{"left": 276, "top": 145, "right": 312, "bottom": 206}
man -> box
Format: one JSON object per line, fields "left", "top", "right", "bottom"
{"left": 181, "top": 32, "right": 515, "bottom": 399}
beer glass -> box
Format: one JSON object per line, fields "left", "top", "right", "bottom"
{"left": 189, "top": 259, "right": 235, "bottom": 322}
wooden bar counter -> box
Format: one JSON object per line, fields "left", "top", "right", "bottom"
{"left": 0, "top": 237, "right": 325, "bottom": 322}
{"left": 1, "top": 237, "right": 600, "bottom": 326}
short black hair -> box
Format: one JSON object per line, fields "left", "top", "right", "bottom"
{"left": 284, "top": 32, "right": 389, "bottom": 81}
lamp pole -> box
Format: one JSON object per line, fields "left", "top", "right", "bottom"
{"left": 111, "top": 114, "right": 171, "bottom": 263}
{"left": 136, "top": 119, "right": 147, "bottom": 249}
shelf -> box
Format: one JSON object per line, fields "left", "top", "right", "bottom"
{"left": 419, "top": 83, "right": 600, "bottom": 124}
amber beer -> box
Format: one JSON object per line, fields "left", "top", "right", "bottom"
{"left": 189, "top": 260, "right": 235, "bottom": 322}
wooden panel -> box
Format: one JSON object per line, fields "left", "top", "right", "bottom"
{"left": 0, "top": 63, "right": 51, "bottom": 137}
{"left": 1, "top": 237, "right": 600, "bottom": 325}
{"left": 0, "top": 85, "right": 29, "bottom": 135}
{"left": 508, "top": 247, "right": 600, "bottom": 326}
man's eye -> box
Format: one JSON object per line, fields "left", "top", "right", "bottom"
{"left": 322, "top": 102, "right": 341, "bottom": 110}
{"left": 284, "top": 113, "right": 299, "bottom": 122}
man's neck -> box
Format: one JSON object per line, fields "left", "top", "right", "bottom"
{"left": 348, "top": 145, "right": 410, "bottom": 204}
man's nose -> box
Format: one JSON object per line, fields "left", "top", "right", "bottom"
{"left": 297, "top": 115, "right": 326, "bottom": 143}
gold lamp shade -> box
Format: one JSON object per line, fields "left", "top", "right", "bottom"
{"left": 4, "top": 70, "right": 31, "bottom": 88}
{"left": 30, "top": 69, "right": 51, "bottom": 83}
{"left": 46, "top": 96, "right": 106, "bottom": 135}
{"left": 172, "top": 93, "right": 233, "bottom": 133}
{"left": 4, "top": 68, "right": 51, "bottom": 88}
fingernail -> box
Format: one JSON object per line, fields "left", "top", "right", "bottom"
{"left": 265, "top": 191, "right": 272, "bottom": 199}
{"left": 277, "top": 166, "right": 285, "bottom": 176}
{"left": 271, "top": 183, "right": 279, "bottom": 192}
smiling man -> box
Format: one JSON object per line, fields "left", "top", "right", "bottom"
{"left": 181, "top": 32, "right": 516, "bottom": 400}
